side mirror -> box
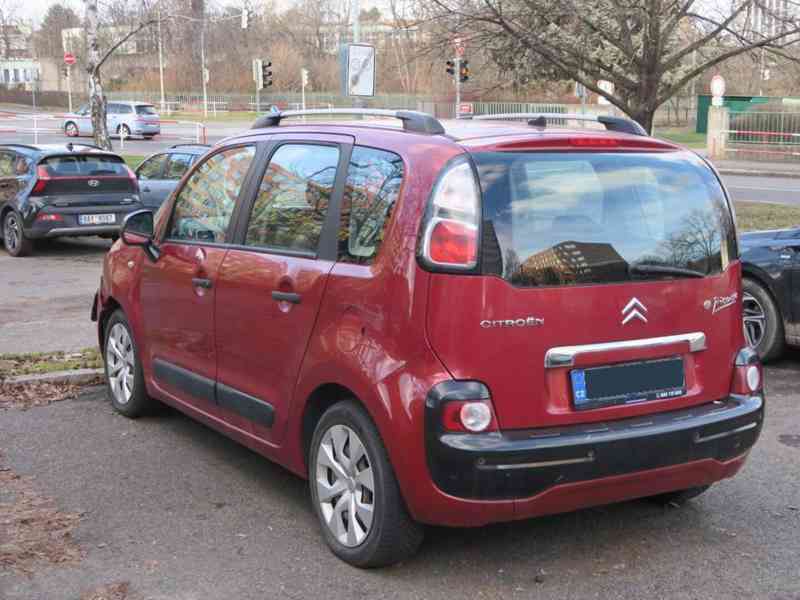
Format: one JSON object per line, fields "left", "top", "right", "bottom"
{"left": 121, "top": 210, "right": 158, "bottom": 260}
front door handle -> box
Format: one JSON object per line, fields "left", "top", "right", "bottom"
{"left": 272, "top": 291, "right": 301, "bottom": 304}
{"left": 192, "top": 277, "right": 213, "bottom": 289}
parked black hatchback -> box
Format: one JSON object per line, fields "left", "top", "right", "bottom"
{"left": 0, "top": 143, "right": 141, "bottom": 256}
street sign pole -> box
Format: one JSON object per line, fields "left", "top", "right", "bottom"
{"left": 253, "top": 58, "right": 263, "bottom": 114}
{"left": 455, "top": 57, "right": 461, "bottom": 118}
{"left": 66, "top": 66, "right": 73, "bottom": 113}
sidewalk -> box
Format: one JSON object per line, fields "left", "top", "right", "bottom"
{"left": 711, "top": 157, "right": 800, "bottom": 178}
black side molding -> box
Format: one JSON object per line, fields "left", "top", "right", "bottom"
{"left": 154, "top": 358, "right": 216, "bottom": 404}
{"left": 154, "top": 358, "right": 275, "bottom": 428}
{"left": 217, "top": 382, "right": 275, "bottom": 428}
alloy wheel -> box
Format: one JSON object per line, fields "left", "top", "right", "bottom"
{"left": 4, "top": 213, "right": 20, "bottom": 252}
{"left": 315, "top": 424, "right": 375, "bottom": 548}
{"left": 106, "top": 323, "right": 135, "bottom": 405}
{"left": 742, "top": 292, "right": 767, "bottom": 350}
{"left": 65, "top": 122, "right": 78, "bottom": 136}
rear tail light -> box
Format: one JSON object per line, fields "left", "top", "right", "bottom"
{"left": 731, "top": 348, "right": 763, "bottom": 395}
{"left": 442, "top": 400, "right": 497, "bottom": 433}
{"left": 428, "top": 380, "right": 498, "bottom": 433}
{"left": 124, "top": 164, "right": 139, "bottom": 191}
{"left": 35, "top": 213, "right": 64, "bottom": 223}
{"left": 31, "top": 165, "right": 51, "bottom": 195}
{"left": 419, "top": 157, "right": 481, "bottom": 271}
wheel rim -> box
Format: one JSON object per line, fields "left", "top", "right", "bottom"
{"left": 106, "top": 323, "right": 135, "bottom": 405}
{"left": 742, "top": 292, "right": 767, "bottom": 350}
{"left": 4, "top": 214, "right": 20, "bottom": 252}
{"left": 66, "top": 123, "right": 77, "bottom": 136}
{"left": 315, "top": 424, "right": 375, "bottom": 548}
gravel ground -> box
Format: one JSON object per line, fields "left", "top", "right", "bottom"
{"left": 1, "top": 360, "right": 798, "bottom": 600}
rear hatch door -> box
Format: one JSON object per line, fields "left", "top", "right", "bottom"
{"left": 36, "top": 153, "right": 138, "bottom": 207}
{"left": 426, "top": 148, "right": 743, "bottom": 430}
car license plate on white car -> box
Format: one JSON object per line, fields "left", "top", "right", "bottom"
{"left": 79, "top": 214, "right": 116, "bottom": 225}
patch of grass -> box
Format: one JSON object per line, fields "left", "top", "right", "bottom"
{"left": 0, "top": 348, "right": 102, "bottom": 379}
{"left": 121, "top": 154, "right": 145, "bottom": 168}
{"left": 656, "top": 127, "right": 705, "bottom": 149}
{"left": 734, "top": 201, "right": 800, "bottom": 232}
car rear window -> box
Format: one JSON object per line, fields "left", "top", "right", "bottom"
{"left": 136, "top": 105, "right": 157, "bottom": 116}
{"left": 474, "top": 151, "right": 736, "bottom": 287}
{"left": 41, "top": 155, "right": 129, "bottom": 177}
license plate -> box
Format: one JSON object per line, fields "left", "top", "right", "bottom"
{"left": 571, "top": 357, "right": 685, "bottom": 411}
{"left": 79, "top": 213, "right": 116, "bottom": 225}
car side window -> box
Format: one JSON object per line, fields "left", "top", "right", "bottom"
{"left": 244, "top": 144, "right": 340, "bottom": 253}
{"left": 167, "top": 145, "right": 256, "bottom": 244}
{"left": 165, "top": 153, "right": 193, "bottom": 180}
{"left": 338, "top": 146, "right": 404, "bottom": 264}
{"left": 119, "top": 104, "right": 133, "bottom": 114}
{"left": 137, "top": 154, "right": 167, "bottom": 180}
{"left": 0, "top": 152, "right": 15, "bottom": 177}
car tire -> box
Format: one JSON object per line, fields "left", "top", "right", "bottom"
{"left": 309, "top": 400, "right": 424, "bottom": 568}
{"left": 103, "top": 309, "right": 153, "bottom": 418}
{"left": 646, "top": 485, "right": 711, "bottom": 506}
{"left": 742, "top": 278, "right": 784, "bottom": 362}
{"left": 118, "top": 124, "right": 132, "bottom": 138}
{"left": 3, "top": 210, "right": 33, "bottom": 257}
{"left": 64, "top": 121, "right": 79, "bottom": 137}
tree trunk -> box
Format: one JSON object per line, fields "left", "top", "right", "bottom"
{"left": 630, "top": 107, "right": 656, "bottom": 135}
{"left": 85, "top": 0, "right": 112, "bottom": 150}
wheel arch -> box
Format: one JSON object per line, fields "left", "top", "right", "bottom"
{"left": 97, "top": 295, "right": 122, "bottom": 349}
{"left": 300, "top": 382, "right": 372, "bottom": 473}
{"left": 742, "top": 264, "right": 786, "bottom": 317}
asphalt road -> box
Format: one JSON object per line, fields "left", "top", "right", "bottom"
{"left": 1, "top": 363, "right": 799, "bottom": 599}
{"left": 0, "top": 237, "right": 109, "bottom": 354}
{"left": 725, "top": 174, "right": 800, "bottom": 205}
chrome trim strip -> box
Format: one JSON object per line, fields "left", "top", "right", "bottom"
{"left": 693, "top": 421, "right": 758, "bottom": 444}
{"left": 544, "top": 332, "right": 706, "bottom": 368}
{"left": 477, "top": 453, "right": 595, "bottom": 471}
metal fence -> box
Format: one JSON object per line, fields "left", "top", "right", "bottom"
{"left": 726, "top": 111, "right": 800, "bottom": 160}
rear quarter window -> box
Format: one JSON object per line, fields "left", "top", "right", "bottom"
{"left": 337, "top": 146, "right": 403, "bottom": 264}
{"left": 136, "top": 105, "right": 157, "bottom": 116}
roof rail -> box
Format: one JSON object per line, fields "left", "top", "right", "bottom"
{"left": 252, "top": 108, "right": 445, "bottom": 135}
{"left": 0, "top": 143, "right": 40, "bottom": 151}
{"left": 473, "top": 113, "right": 648, "bottom": 137}
{"left": 170, "top": 143, "right": 211, "bottom": 149}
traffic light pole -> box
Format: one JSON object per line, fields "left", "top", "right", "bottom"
{"left": 455, "top": 57, "right": 461, "bottom": 116}
{"left": 66, "top": 66, "right": 73, "bottom": 113}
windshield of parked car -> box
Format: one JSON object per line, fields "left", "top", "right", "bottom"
{"left": 40, "top": 155, "right": 129, "bottom": 177}
{"left": 473, "top": 151, "right": 736, "bottom": 287}
{"left": 136, "top": 105, "right": 157, "bottom": 116}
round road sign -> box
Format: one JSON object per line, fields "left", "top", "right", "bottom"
{"left": 64, "top": 52, "right": 76, "bottom": 65}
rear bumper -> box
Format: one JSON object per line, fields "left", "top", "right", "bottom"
{"left": 132, "top": 124, "right": 160, "bottom": 135}
{"left": 24, "top": 202, "right": 141, "bottom": 238}
{"left": 421, "top": 393, "right": 762, "bottom": 520}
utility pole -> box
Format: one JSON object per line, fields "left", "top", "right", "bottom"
{"left": 301, "top": 68, "right": 308, "bottom": 110}
{"left": 158, "top": 5, "right": 165, "bottom": 113}
{"left": 201, "top": 18, "right": 208, "bottom": 117}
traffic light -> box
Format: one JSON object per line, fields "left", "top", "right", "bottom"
{"left": 446, "top": 60, "right": 455, "bottom": 76}
{"left": 261, "top": 61, "right": 272, "bottom": 88}
{"left": 459, "top": 60, "right": 470, "bottom": 83}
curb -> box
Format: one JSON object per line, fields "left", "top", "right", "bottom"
{"left": 4, "top": 368, "right": 105, "bottom": 386}
{"left": 716, "top": 168, "right": 800, "bottom": 179}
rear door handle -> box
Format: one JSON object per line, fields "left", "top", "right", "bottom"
{"left": 271, "top": 291, "right": 301, "bottom": 304}
{"left": 192, "top": 277, "right": 213, "bottom": 289}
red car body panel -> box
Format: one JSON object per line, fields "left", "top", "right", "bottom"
{"left": 94, "top": 121, "right": 763, "bottom": 530}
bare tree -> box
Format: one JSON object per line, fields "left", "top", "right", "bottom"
{"left": 84, "top": 0, "right": 157, "bottom": 149}
{"left": 0, "top": 0, "right": 21, "bottom": 59}
{"left": 424, "top": 0, "right": 800, "bottom": 132}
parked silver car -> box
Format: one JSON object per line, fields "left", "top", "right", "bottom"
{"left": 62, "top": 101, "right": 161, "bottom": 140}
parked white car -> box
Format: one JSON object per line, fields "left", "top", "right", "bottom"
{"left": 62, "top": 101, "right": 161, "bottom": 140}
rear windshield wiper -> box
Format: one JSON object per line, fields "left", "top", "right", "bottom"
{"left": 629, "top": 263, "right": 706, "bottom": 279}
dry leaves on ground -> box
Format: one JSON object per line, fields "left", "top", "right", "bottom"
{"left": 0, "top": 380, "right": 102, "bottom": 411}
{"left": 0, "top": 453, "right": 82, "bottom": 575}
{"left": 80, "top": 581, "right": 131, "bottom": 600}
